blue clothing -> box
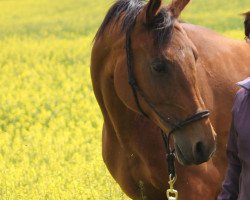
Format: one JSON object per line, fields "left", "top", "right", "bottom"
{"left": 218, "top": 78, "right": 250, "bottom": 200}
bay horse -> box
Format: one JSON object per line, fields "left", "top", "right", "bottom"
{"left": 91, "top": 0, "right": 250, "bottom": 199}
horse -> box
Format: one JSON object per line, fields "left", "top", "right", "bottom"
{"left": 91, "top": 0, "right": 250, "bottom": 199}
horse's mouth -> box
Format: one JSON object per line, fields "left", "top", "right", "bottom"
{"left": 175, "top": 144, "right": 192, "bottom": 166}
{"left": 175, "top": 143, "right": 216, "bottom": 166}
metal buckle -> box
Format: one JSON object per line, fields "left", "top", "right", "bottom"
{"left": 166, "top": 174, "right": 178, "bottom": 200}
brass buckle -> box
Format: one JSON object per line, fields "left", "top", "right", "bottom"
{"left": 166, "top": 174, "right": 178, "bottom": 200}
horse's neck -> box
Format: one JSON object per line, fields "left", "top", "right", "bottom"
{"left": 182, "top": 23, "right": 250, "bottom": 55}
{"left": 183, "top": 23, "right": 250, "bottom": 156}
{"left": 183, "top": 22, "right": 250, "bottom": 100}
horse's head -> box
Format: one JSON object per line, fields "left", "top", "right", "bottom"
{"left": 112, "top": 0, "right": 216, "bottom": 165}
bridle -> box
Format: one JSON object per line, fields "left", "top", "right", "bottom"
{"left": 125, "top": 26, "right": 210, "bottom": 182}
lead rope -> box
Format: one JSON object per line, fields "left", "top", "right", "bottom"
{"left": 161, "top": 130, "right": 178, "bottom": 200}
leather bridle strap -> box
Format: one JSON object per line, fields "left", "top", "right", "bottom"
{"left": 161, "top": 110, "right": 210, "bottom": 177}
{"left": 125, "top": 28, "right": 210, "bottom": 179}
{"left": 126, "top": 28, "right": 177, "bottom": 127}
{"left": 126, "top": 29, "right": 149, "bottom": 118}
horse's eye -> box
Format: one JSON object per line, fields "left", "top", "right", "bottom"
{"left": 151, "top": 61, "right": 169, "bottom": 74}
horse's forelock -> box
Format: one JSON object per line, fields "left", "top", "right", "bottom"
{"left": 150, "top": 8, "right": 175, "bottom": 48}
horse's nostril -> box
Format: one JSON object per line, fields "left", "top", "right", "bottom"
{"left": 195, "top": 141, "right": 205, "bottom": 159}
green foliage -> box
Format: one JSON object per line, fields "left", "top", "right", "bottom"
{"left": 0, "top": 0, "right": 249, "bottom": 199}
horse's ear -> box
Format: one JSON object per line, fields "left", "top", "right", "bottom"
{"left": 145, "top": 0, "right": 162, "bottom": 25}
{"left": 242, "top": 11, "right": 250, "bottom": 38}
{"left": 168, "top": 0, "right": 190, "bottom": 18}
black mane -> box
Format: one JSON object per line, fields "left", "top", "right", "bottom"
{"left": 95, "top": 0, "right": 175, "bottom": 47}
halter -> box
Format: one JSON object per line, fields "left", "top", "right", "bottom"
{"left": 125, "top": 26, "right": 210, "bottom": 197}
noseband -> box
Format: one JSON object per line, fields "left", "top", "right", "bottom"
{"left": 125, "top": 28, "right": 210, "bottom": 179}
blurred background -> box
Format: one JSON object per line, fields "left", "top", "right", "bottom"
{"left": 0, "top": 0, "right": 249, "bottom": 199}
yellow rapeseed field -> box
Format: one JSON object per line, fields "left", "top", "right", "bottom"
{"left": 0, "top": 0, "right": 248, "bottom": 199}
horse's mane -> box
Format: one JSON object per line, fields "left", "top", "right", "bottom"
{"left": 95, "top": 0, "right": 175, "bottom": 47}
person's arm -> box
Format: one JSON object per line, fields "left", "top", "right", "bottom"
{"left": 217, "top": 120, "right": 242, "bottom": 200}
